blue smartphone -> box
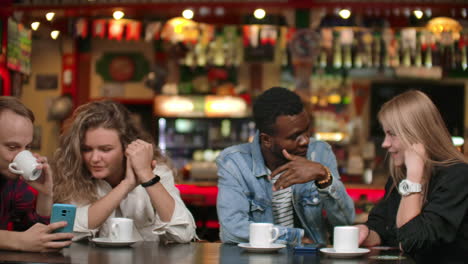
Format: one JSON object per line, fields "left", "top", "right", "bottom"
{"left": 50, "top": 203, "right": 76, "bottom": 234}
{"left": 294, "top": 243, "right": 320, "bottom": 254}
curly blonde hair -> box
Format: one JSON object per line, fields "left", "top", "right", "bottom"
{"left": 53, "top": 100, "right": 173, "bottom": 204}
{"left": 378, "top": 90, "right": 467, "bottom": 197}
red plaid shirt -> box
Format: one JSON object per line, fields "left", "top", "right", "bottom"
{"left": 0, "top": 177, "right": 50, "bottom": 231}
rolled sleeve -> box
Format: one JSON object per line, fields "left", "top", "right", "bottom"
{"left": 274, "top": 225, "right": 304, "bottom": 246}
{"left": 73, "top": 203, "right": 99, "bottom": 238}
{"left": 150, "top": 166, "right": 196, "bottom": 243}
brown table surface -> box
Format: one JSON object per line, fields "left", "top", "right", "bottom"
{"left": 0, "top": 242, "right": 415, "bottom": 264}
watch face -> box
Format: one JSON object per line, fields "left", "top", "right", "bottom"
{"left": 398, "top": 179, "right": 421, "bottom": 196}
{"left": 400, "top": 181, "right": 410, "bottom": 193}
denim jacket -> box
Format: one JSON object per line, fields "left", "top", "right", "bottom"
{"left": 216, "top": 133, "right": 355, "bottom": 246}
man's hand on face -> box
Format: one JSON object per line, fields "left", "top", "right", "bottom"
{"left": 270, "top": 149, "right": 325, "bottom": 191}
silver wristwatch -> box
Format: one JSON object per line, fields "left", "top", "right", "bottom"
{"left": 398, "top": 179, "right": 422, "bottom": 196}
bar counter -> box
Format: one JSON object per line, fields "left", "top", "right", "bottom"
{"left": 0, "top": 241, "right": 415, "bottom": 264}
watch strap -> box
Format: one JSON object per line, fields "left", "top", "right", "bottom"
{"left": 141, "top": 175, "right": 161, "bottom": 188}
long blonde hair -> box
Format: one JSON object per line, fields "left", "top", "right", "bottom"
{"left": 378, "top": 90, "right": 467, "bottom": 195}
{"left": 53, "top": 100, "right": 173, "bottom": 204}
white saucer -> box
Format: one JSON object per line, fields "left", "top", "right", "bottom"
{"left": 91, "top": 237, "right": 138, "bottom": 247}
{"left": 320, "top": 248, "right": 370, "bottom": 258}
{"left": 238, "top": 243, "right": 286, "bottom": 253}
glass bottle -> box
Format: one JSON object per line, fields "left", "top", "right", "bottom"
{"left": 414, "top": 32, "right": 422, "bottom": 67}
{"left": 373, "top": 32, "right": 382, "bottom": 68}
{"left": 460, "top": 35, "right": 467, "bottom": 71}
{"left": 333, "top": 31, "right": 342, "bottom": 69}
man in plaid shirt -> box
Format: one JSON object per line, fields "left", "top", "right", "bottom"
{"left": 0, "top": 97, "right": 73, "bottom": 252}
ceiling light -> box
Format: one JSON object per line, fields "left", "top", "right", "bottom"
{"left": 214, "top": 7, "right": 225, "bottom": 17}
{"left": 425, "top": 8, "right": 432, "bottom": 18}
{"left": 113, "top": 10, "right": 124, "bottom": 20}
{"left": 413, "top": 10, "right": 423, "bottom": 19}
{"left": 50, "top": 30, "right": 60, "bottom": 39}
{"left": 46, "top": 12, "right": 55, "bottom": 21}
{"left": 31, "top": 22, "right": 40, "bottom": 31}
{"left": 339, "top": 9, "right": 351, "bottom": 19}
{"left": 182, "top": 9, "right": 194, "bottom": 20}
{"left": 403, "top": 8, "right": 411, "bottom": 17}
{"left": 253, "top": 8, "right": 266, "bottom": 19}
{"left": 199, "top": 6, "right": 210, "bottom": 16}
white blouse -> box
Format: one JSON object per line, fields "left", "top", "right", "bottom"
{"left": 73, "top": 165, "right": 197, "bottom": 243}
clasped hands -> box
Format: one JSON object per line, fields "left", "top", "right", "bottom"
{"left": 121, "top": 139, "right": 157, "bottom": 190}
{"left": 270, "top": 149, "right": 327, "bottom": 191}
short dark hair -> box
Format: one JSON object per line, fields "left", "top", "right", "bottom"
{"left": 0, "top": 96, "right": 35, "bottom": 122}
{"left": 253, "top": 87, "right": 303, "bottom": 135}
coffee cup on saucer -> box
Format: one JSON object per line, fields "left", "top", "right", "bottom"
{"left": 109, "top": 217, "right": 134, "bottom": 242}
{"left": 249, "top": 223, "right": 280, "bottom": 248}
{"left": 333, "top": 226, "right": 359, "bottom": 252}
{"left": 8, "top": 150, "right": 42, "bottom": 181}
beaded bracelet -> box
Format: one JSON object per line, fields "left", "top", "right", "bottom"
{"left": 317, "top": 166, "right": 332, "bottom": 185}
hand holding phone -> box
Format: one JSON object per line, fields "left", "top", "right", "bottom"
{"left": 50, "top": 203, "right": 76, "bottom": 234}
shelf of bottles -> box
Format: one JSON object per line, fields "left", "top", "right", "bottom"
{"left": 309, "top": 25, "right": 467, "bottom": 78}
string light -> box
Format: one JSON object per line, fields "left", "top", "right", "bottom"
{"left": 31, "top": 22, "right": 40, "bottom": 31}
{"left": 50, "top": 30, "right": 60, "bottom": 39}
{"left": 45, "top": 12, "right": 55, "bottom": 21}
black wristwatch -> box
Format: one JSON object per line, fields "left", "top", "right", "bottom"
{"left": 141, "top": 175, "right": 161, "bottom": 188}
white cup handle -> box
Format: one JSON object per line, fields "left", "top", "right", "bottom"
{"left": 270, "top": 227, "right": 280, "bottom": 243}
{"left": 8, "top": 163, "right": 23, "bottom": 174}
{"left": 111, "top": 223, "right": 119, "bottom": 240}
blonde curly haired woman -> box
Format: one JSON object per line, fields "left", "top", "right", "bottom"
{"left": 357, "top": 90, "right": 468, "bottom": 263}
{"left": 53, "top": 100, "right": 196, "bottom": 243}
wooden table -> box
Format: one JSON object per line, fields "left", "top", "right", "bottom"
{"left": 0, "top": 242, "right": 415, "bottom": 264}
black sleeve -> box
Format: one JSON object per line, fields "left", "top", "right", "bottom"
{"left": 366, "top": 177, "right": 399, "bottom": 246}
{"left": 397, "top": 164, "right": 468, "bottom": 253}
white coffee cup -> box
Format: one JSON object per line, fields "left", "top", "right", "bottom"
{"left": 333, "top": 226, "right": 359, "bottom": 252}
{"left": 249, "top": 223, "right": 280, "bottom": 247}
{"left": 8, "top": 150, "right": 42, "bottom": 181}
{"left": 109, "top": 218, "right": 134, "bottom": 241}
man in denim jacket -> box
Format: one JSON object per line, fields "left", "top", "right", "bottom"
{"left": 216, "top": 87, "right": 355, "bottom": 246}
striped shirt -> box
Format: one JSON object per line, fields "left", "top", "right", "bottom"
{"left": 270, "top": 171, "right": 294, "bottom": 228}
